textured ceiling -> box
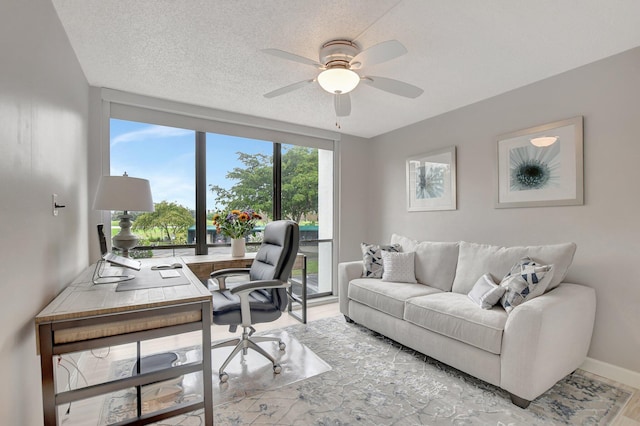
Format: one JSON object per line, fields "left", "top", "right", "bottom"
{"left": 52, "top": 0, "right": 640, "bottom": 138}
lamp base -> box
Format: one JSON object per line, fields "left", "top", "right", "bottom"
{"left": 113, "top": 212, "right": 139, "bottom": 258}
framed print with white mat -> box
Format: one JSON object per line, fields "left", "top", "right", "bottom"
{"left": 406, "top": 146, "right": 456, "bottom": 211}
{"left": 496, "top": 116, "right": 583, "bottom": 208}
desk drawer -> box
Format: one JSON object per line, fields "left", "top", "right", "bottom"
{"left": 53, "top": 310, "right": 202, "bottom": 344}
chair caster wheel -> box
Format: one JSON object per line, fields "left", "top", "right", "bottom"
{"left": 278, "top": 341, "right": 286, "bottom": 351}
{"left": 273, "top": 364, "right": 282, "bottom": 374}
{"left": 219, "top": 372, "right": 229, "bottom": 383}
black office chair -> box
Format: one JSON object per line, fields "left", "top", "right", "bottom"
{"left": 208, "top": 220, "right": 300, "bottom": 382}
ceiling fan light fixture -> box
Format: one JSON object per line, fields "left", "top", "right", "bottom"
{"left": 530, "top": 136, "right": 559, "bottom": 147}
{"left": 317, "top": 68, "right": 360, "bottom": 94}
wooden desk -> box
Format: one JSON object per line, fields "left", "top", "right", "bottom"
{"left": 182, "top": 253, "right": 308, "bottom": 323}
{"left": 35, "top": 258, "right": 213, "bottom": 426}
{"left": 182, "top": 253, "right": 257, "bottom": 282}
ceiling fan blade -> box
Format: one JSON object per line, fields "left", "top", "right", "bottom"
{"left": 334, "top": 93, "right": 351, "bottom": 117}
{"left": 350, "top": 40, "right": 407, "bottom": 68}
{"left": 264, "top": 79, "right": 314, "bottom": 98}
{"left": 361, "top": 76, "right": 424, "bottom": 98}
{"left": 262, "top": 48, "right": 324, "bottom": 68}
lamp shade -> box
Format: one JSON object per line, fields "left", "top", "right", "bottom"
{"left": 93, "top": 175, "right": 154, "bottom": 212}
{"left": 317, "top": 68, "right": 360, "bottom": 94}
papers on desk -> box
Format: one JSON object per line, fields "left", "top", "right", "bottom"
{"left": 160, "top": 270, "right": 181, "bottom": 279}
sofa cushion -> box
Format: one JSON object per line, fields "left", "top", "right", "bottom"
{"left": 361, "top": 242, "right": 401, "bottom": 278}
{"left": 499, "top": 257, "right": 554, "bottom": 313}
{"left": 382, "top": 251, "right": 417, "bottom": 283}
{"left": 390, "top": 234, "right": 459, "bottom": 291}
{"left": 468, "top": 273, "right": 505, "bottom": 309}
{"left": 348, "top": 278, "right": 441, "bottom": 319}
{"left": 404, "top": 292, "right": 508, "bottom": 354}
{"left": 451, "top": 241, "right": 576, "bottom": 294}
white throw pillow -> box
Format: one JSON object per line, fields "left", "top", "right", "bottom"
{"left": 499, "top": 257, "right": 554, "bottom": 313}
{"left": 361, "top": 242, "right": 401, "bottom": 278}
{"left": 381, "top": 251, "right": 417, "bottom": 283}
{"left": 468, "top": 274, "right": 506, "bottom": 309}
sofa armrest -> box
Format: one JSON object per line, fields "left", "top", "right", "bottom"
{"left": 501, "top": 283, "right": 596, "bottom": 402}
{"left": 338, "top": 260, "right": 363, "bottom": 316}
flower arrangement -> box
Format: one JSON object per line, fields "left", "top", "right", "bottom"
{"left": 212, "top": 208, "right": 262, "bottom": 239}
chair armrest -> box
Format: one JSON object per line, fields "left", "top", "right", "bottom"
{"left": 228, "top": 280, "right": 291, "bottom": 327}
{"left": 500, "top": 283, "right": 596, "bottom": 401}
{"left": 209, "top": 268, "right": 251, "bottom": 290}
{"left": 338, "top": 260, "right": 364, "bottom": 316}
{"left": 229, "top": 279, "right": 290, "bottom": 295}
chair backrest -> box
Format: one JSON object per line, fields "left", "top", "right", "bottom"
{"left": 249, "top": 220, "right": 300, "bottom": 310}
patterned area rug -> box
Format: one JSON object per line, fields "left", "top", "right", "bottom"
{"left": 214, "top": 316, "right": 632, "bottom": 425}
{"left": 102, "top": 316, "right": 632, "bottom": 425}
{"left": 100, "top": 332, "right": 330, "bottom": 425}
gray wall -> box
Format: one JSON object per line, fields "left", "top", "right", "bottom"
{"left": 0, "top": 0, "right": 89, "bottom": 424}
{"left": 368, "top": 46, "right": 640, "bottom": 374}
{"left": 338, "top": 133, "right": 371, "bottom": 262}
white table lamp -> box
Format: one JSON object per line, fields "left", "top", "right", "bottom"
{"left": 93, "top": 173, "right": 154, "bottom": 257}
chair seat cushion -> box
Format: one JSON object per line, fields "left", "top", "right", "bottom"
{"left": 404, "top": 292, "right": 508, "bottom": 354}
{"left": 211, "top": 289, "right": 282, "bottom": 326}
{"left": 348, "top": 278, "right": 441, "bottom": 319}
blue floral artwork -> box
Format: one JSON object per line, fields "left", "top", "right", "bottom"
{"left": 407, "top": 146, "right": 456, "bottom": 211}
{"left": 496, "top": 116, "right": 583, "bottom": 208}
{"left": 416, "top": 164, "right": 447, "bottom": 199}
{"left": 509, "top": 142, "right": 561, "bottom": 191}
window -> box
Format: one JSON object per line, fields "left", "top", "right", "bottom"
{"left": 108, "top": 110, "right": 335, "bottom": 299}
{"left": 110, "top": 119, "right": 196, "bottom": 257}
{"left": 281, "top": 144, "right": 333, "bottom": 296}
{"left": 206, "top": 132, "right": 273, "bottom": 248}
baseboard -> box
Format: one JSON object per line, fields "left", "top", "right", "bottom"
{"left": 581, "top": 357, "right": 640, "bottom": 390}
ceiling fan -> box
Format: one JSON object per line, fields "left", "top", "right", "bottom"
{"left": 263, "top": 39, "right": 424, "bottom": 117}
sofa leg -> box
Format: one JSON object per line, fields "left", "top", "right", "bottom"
{"left": 344, "top": 315, "right": 354, "bottom": 323}
{"left": 510, "top": 394, "right": 531, "bottom": 409}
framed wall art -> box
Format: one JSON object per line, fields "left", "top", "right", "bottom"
{"left": 406, "top": 146, "right": 456, "bottom": 211}
{"left": 495, "top": 116, "right": 583, "bottom": 208}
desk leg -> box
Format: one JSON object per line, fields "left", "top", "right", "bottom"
{"left": 39, "top": 323, "right": 57, "bottom": 426}
{"left": 136, "top": 341, "right": 142, "bottom": 417}
{"left": 201, "top": 299, "right": 213, "bottom": 426}
{"left": 301, "top": 256, "right": 307, "bottom": 324}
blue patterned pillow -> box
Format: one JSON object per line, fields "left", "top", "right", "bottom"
{"left": 361, "top": 243, "right": 401, "bottom": 278}
{"left": 499, "top": 257, "right": 554, "bottom": 313}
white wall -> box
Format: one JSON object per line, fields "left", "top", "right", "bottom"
{"left": 367, "top": 47, "right": 640, "bottom": 375}
{"left": 0, "top": 0, "right": 89, "bottom": 424}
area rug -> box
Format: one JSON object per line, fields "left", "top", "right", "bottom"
{"left": 100, "top": 332, "right": 331, "bottom": 424}
{"left": 213, "top": 316, "right": 632, "bottom": 425}
{"left": 102, "top": 316, "right": 633, "bottom": 425}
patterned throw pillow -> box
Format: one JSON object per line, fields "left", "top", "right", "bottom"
{"left": 381, "top": 251, "right": 417, "bottom": 283}
{"left": 468, "top": 273, "right": 506, "bottom": 309}
{"left": 499, "top": 257, "right": 554, "bottom": 313}
{"left": 361, "top": 242, "right": 401, "bottom": 278}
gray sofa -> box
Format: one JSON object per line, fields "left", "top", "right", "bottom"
{"left": 338, "top": 234, "right": 596, "bottom": 408}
